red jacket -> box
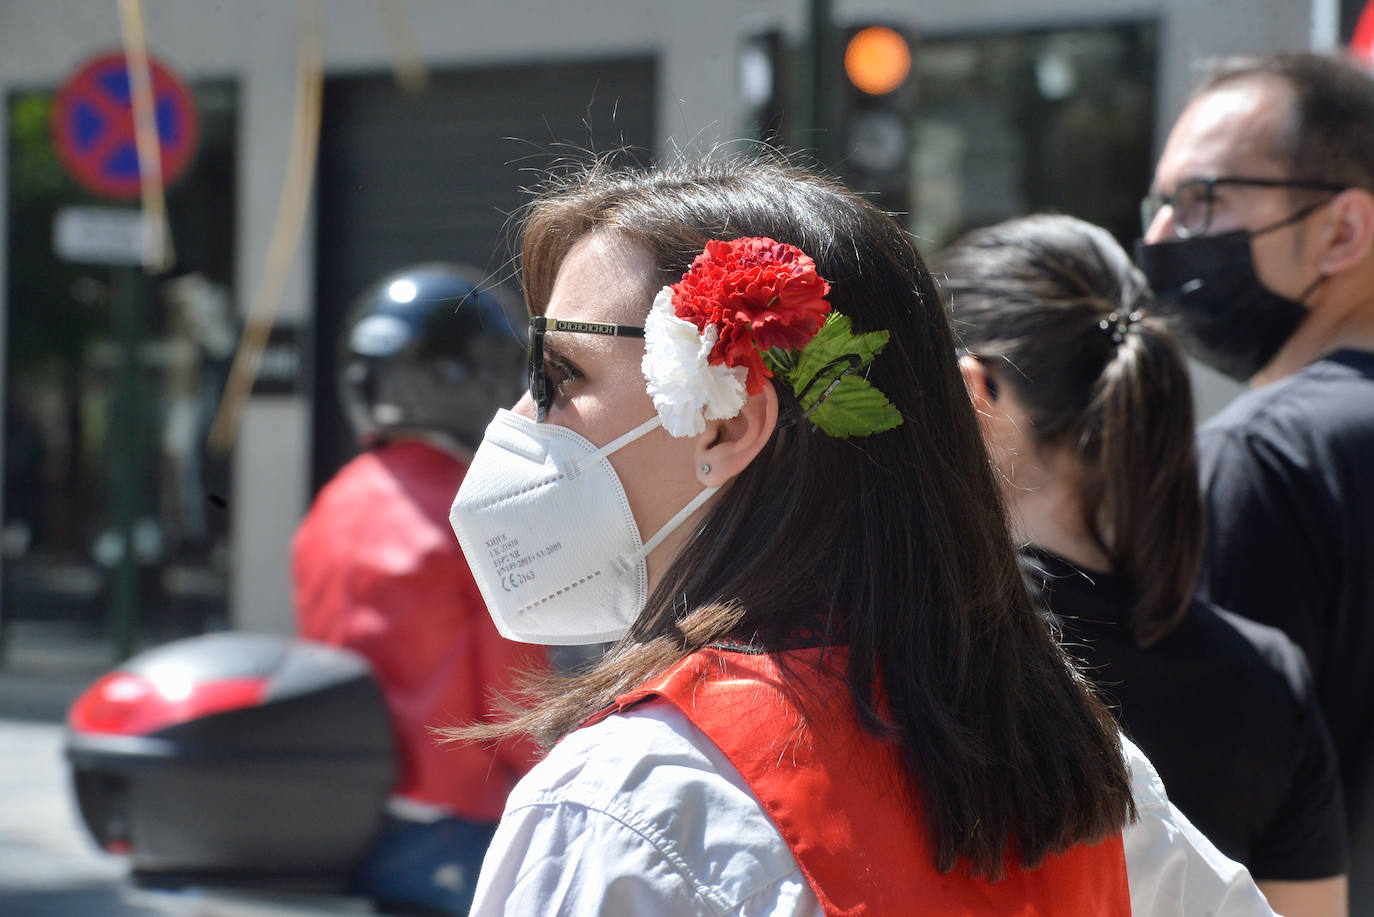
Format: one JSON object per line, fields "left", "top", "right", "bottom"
{"left": 292, "top": 440, "right": 545, "bottom": 822}
{"left": 589, "top": 647, "right": 1130, "bottom": 916}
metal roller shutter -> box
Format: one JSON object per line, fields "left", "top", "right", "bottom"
{"left": 312, "top": 55, "right": 657, "bottom": 488}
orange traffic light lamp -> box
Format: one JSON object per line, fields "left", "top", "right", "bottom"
{"left": 844, "top": 26, "right": 912, "bottom": 95}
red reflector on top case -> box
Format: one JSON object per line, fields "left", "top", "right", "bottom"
{"left": 68, "top": 671, "right": 269, "bottom": 736}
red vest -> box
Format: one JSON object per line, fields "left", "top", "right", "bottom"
{"left": 589, "top": 647, "right": 1131, "bottom": 916}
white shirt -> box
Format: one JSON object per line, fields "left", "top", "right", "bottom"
{"left": 470, "top": 706, "right": 1277, "bottom": 916}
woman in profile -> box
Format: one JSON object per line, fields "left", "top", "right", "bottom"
{"left": 939, "top": 213, "right": 1347, "bottom": 917}
{"left": 447, "top": 157, "right": 1275, "bottom": 914}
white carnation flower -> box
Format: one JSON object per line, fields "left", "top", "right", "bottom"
{"left": 641, "top": 286, "right": 749, "bottom": 437}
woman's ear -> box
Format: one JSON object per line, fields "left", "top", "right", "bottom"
{"left": 694, "top": 382, "right": 780, "bottom": 486}
{"left": 958, "top": 354, "right": 1035, "bottom": 493}
{"left": 959, "top": 353, "right": 999, "bottom": 418}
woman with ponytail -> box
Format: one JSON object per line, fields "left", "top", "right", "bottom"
{"left": 939, "top": 213, "right": 1348, "bottom": 917}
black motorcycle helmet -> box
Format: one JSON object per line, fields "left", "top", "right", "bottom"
{"left": 339, "top": 263, "right": 526, "bottom": 452}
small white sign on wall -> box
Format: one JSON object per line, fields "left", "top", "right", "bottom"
{"left": 53, "top": 207, "right": 155, "bottom": 266}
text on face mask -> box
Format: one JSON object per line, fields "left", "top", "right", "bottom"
{"left": 483, "top": 532, "right": 564, "bottom": 592}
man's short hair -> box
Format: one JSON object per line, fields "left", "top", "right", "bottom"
{"left": 1197, "top": 53, "right": 1374, "bottom": 193}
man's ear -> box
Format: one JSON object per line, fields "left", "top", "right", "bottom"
{"left": 1316, "top": 188, "right": 1374, "bottom": 275}
{"left": 694, "top": 382, "right": 779, "bottom": 486}
{"left": 959, "top": 353, "right": 999, "bottom": 418}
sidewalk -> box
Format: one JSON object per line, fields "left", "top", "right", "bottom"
{"left": 0, "top": 621, "right": 160, "bottom": 915}
{"left": 0, "top": 717, "right": 161, "bottom": 916}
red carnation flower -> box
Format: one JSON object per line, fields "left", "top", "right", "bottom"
{"left": 670, "top": 237, "right": 832, "bottom": 395}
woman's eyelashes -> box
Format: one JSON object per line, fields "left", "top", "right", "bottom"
{"left": 545, "top": 356, "right": 583, "bottom": 401}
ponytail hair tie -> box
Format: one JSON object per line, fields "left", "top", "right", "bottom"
{"left": 1099, "top": 310, "right": 1143, "bottom": 344}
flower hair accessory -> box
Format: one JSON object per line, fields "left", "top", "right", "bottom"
{"left": 641, "top": 236, "right": 903, "bottom": 439}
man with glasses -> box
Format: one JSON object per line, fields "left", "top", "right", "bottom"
{"left": 1137, "top": 52, "right": 1374, "bottom": 913}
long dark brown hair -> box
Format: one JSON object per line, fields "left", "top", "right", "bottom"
{"left": 457, "top": 157, "right": 1133, "bottom": 877}
{"left": 937, "top": 213, "right": 1202, "bottom": 646}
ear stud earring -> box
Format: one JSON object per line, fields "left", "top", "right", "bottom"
{"left": 700, "top": 463, "right": 711, "bottom": 475}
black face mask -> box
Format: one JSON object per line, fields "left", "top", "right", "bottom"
{"left": 1134, "top": 228, "right": 1316, "bottom": 383}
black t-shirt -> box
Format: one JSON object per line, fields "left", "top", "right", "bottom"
{"left": 1195, "top": 349, "right": 1374, "bottom": 888}
{"left": 1022, "top": 549, "right": 1347, "bottom": 880}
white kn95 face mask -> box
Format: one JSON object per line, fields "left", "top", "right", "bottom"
{"left": 449, "top": 409, "right": 718, "bottom": 645}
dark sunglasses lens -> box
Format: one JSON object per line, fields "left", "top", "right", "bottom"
{"left": 527, "top": 330, "right": 548, "bottom": 421}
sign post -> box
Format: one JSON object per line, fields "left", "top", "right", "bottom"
{"left": 51, "top": 50, "right": 198, "bottom": 659}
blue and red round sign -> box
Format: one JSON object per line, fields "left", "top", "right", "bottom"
{"left": 52, "top": 51, "right": 199, "bottom": 200}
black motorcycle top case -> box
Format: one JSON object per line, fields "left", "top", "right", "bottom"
{"left": 66, "top": 632, "right": 397, "bottom": 891}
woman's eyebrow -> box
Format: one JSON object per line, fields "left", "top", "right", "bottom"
{"left": 546, "top": 326, "right": 624, "bottom": 361}
{"left": 542, "top": 337, "right": 580, "bottom": 365}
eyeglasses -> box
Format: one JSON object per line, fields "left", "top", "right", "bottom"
{"left": 1140, "top": 176, "right": 1345, "bottom": 239}
{"left": 527, "top": 316, "right": 645, "bottom": 422}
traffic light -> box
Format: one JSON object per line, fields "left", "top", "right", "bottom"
{"left": 845, "top": 25, "right": 911, "bottom": 95}
{"left": 836, "top": 24, "right": 915, "bottom": 215}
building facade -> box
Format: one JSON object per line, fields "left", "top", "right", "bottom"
{"left": 0, "top": 0, "right": 1338, "bottom": 652}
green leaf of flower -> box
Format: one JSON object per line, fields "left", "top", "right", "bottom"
{"left": 760, "top": 311, "right": 903, "bottom": 438}
{"left": 803, "top": 374, "right": 904, "bottom": 439}
{"left": 791, "top": 313, "right": 890, "bottom": 385}
{"left": 761, "top": 345, "right": 797, "bottom": 376}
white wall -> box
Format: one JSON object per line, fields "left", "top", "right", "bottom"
{"left": 0, "top": 0, "right": 1323, "bottom": 631}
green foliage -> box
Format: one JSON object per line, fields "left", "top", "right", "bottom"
{"left": 11, "top": 94, "right": 70, "bottom": 195}
{"left": 763, "top": 312, "right": 904, "bottom": 438}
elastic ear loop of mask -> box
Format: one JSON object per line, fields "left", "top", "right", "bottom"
{"left": 614, "top": 485, "right": 720, "bottom": 577}
{"left": 572, "top": 413, "right": 720, "bottom": 577}
{"left": 565, "top": 414, "right": 662, "bottom": 480}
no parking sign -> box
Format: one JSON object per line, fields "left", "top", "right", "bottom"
{"left": 52, "top": 50, "right": 199, "bottom": 200}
